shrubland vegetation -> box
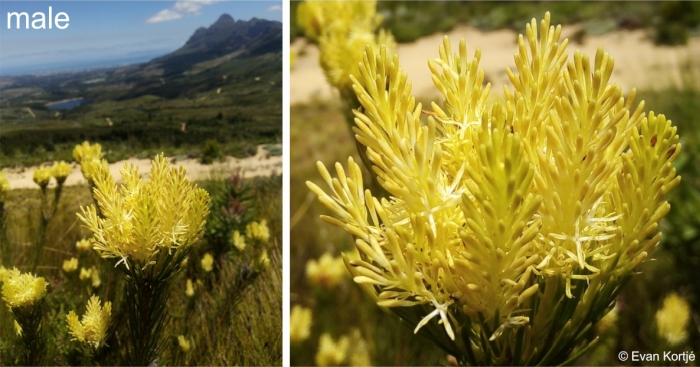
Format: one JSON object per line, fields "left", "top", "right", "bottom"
{"left": 0, "top": 155, "right": 282, "bottom": 365}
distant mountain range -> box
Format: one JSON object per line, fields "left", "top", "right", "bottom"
{"left": 149, "top": 14, "right": 282, "bottom": 76}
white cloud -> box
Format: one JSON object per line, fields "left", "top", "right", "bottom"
{"left": 266, "top": 5, "right": 282, "bottom": 12}
{"left": 147, "top": 9, "right": 183, "bottom": 23}
{"left": 147, "top": 1, "right": 220, "bottom": 24}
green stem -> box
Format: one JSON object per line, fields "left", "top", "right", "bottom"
{"left": 124, "top": 276, "right": 171, "bottom": 366}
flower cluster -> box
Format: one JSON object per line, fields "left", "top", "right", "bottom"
{"left": 32, "top": 167, "right": 53, "bottom": 189}
{"left": 66, "top": 295, "right": 112, "bottom": 349}
{"left": 78, "top": 154, "right": 210, "bottom": 272}
{"left": 290, "top": 305, "right": 312, "bottom": 343}
{"left": 73, "top": 141, "right": 107, "bottom": 182}
{"left": 1, "top": 268, "right": 48, "bottom": 309}
{"left": 306, "top": 252, "right": 347, "bottom": 288}
{"left": 246, "top": 220, "right": 270, "bottom": 243}
{"left": 296, "top": 0, "right": 395, "bottom": 99}
{"left": 655, "top": 293, "right": 690, "bottom": 345}
{"left": 62, "top": 258, "right": 79, "bottom": 273}
{"left": 315, "top": 333, "right": 349, "bottom": 366}
{"left": 309, "top": 12, "right": 682, "bottom": 365}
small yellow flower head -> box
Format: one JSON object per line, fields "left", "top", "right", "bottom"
{"left": 51, "top": 161, "right": 72, "bottom": 184}
{"left": 246, "top": 219, "right": 270, "bottom": 243}
{"left": 63, "top": 257, "right": 79, "bottom": 273}
{"left": 79, "top": 267, "right": 91, "bottom": 281}
{"left": 185, "top": 279, "right": 195, "bottom": 297}
{"left": 78, "top": 154, "right": 210, "bottom": 271}
{"left": 66, "top": 295, "right": 112, "bottom": 349}
{"left": 180, "top": 257, "right": 188, "bottom": 268}
{"left": 258, "top": 250, "right": 270, "bottom": 268}
{"left": 315, "top": 333, "right": 349, "bottom": 366}
{"left": 1, "top": 268, "right": 48, "bottom": 309}
{"left": 75, "top": 238, "right": 92, "bottom": 252}
{"left": 201, "top": 253, "right": 214, "bottom": 272}
{"left": 32, "top": 166, "right": 53, "bottom": 189}
{"left": 306, "top": 252, "right": 347, "bottom": 288}
{"left": 0, "top": 171, "right": 9, "bottom": 203}
{"left": 232, "top": 230, "right": 246, "bottom": 251}
{"left": 178, "top": 335, "right": 191, "bottom": 352}
{"left": 90, "top": 267, "right": 101, "bottom": 288}
{"left": 290, "top": 305, "right": 312, "bottom": 343}
{"left": 73, "top": 141, "right": 103, "bottom": 163}
{"left": 655, "top": 293, "right": 690, "bottom": 346}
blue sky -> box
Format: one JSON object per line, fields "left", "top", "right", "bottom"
{"left": 0, "top": 1, "right": 282, "bottom": 75}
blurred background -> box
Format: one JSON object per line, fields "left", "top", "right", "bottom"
{"left": 290, "top": 1, "right": 700, "bottom": 366}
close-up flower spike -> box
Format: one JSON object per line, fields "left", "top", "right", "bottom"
{"left": 309, "top": 11, "right": 683, "bottom": 365}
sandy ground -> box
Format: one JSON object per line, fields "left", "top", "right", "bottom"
{"left": 291, "top": 24, "right": 700, "bottom": 105}
{"left": 3, "top": 144, "right": 282, "bottom": 190}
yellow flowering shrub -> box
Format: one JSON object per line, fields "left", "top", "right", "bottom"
{"left": 308, "top": 12, "right": 682, "bottom": 365}
{"left": 78, "top": 154, "right": 210, "bottom": 273}
{"left": 66, "top": 295, "right": 112, "bottom": 349}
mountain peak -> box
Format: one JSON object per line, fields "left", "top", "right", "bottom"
{"left": 215, "top": 14, "right": 235, "bottom": 25}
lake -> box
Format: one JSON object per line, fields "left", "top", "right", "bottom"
{"left": 47, "top": 98, "right": 86, "bottom": 110}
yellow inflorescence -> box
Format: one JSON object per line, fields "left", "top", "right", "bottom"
{"left": 306, "top": 252, "right": 347, "bottom": 288}
{"left": 201, "top": 253, "right": 214, "bottom": 272}
{"left": 0, "top": 171, "right": 9, "bottom": 202}
{"left": 72, "top": 141, "right": 107, "bottom": 182}
{"left": 290, "top": 305, "right": 313, "bottom": 343}
{"left": 297, "top": 0, "right": 395, "bottom": 96}
{"left": 178, "top": 335, "right": 191, "bottom": 352}
{"left": 33, "top": 166, "right": 53, "bottom": 189}
{"left": 232, "top": 230, "right": 246, "bottom": 251}
{"left": 308, "top": 12, "right": 681, "bottom": 341}
{"left": 655, "top": 293, "right": 690, "bottom": 345}
{"left": 246, "top": 219, "right": 270, "bottom": 243}
{"left": 76, "top": 238, "right": 92, "bottom": 252}
{"left": 185, "top": 279, "right": 195, "bottom": 297}
{"left": 66, "top": 295, "right": 112, "bottom": 349}
{"left": 63, "top": 257, "right": 79, "bottom": 273}
{"left": 78, "top": 154, "right": 210, "bottom": 271}
{"left": 315, "top": 333, "right": 349, "bottom": 366}
{"left": 52, "top": 161, "right": 72, "bottom": 184}
{"left": 1, "top": 268, "right": 48, "bottom": 309}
